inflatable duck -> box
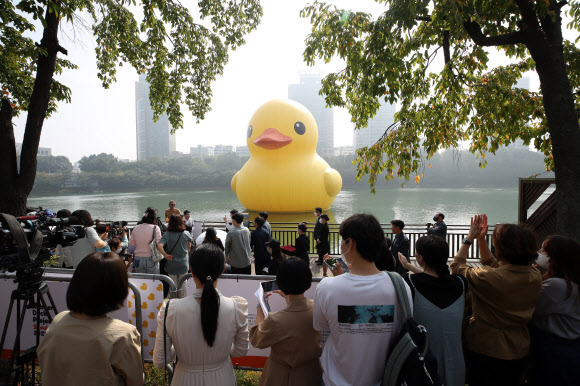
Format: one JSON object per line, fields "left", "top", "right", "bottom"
{"left": 231, "top": 99, "right": 342, "bottom": 212}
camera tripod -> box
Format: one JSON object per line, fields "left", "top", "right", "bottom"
{"left": 0, "top": 276, "right": 58, "bottom": 386}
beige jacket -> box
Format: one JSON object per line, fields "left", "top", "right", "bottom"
{"left": 250, "top": 298, "right": 322, "bottom": 386}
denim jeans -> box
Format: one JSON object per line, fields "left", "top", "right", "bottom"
{"left": 134, "top": 256, "right": 159, "bottom": 274}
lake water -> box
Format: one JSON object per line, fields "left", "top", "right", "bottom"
{"left": 28, "top": 187, "right": 520, "bottom": 225}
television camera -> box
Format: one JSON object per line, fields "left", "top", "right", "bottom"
{"left": 0, "top": 209, "right": 85, "bottom": 384}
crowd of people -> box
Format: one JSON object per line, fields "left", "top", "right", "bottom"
{"left": 31, "top": 204, "right": 579, "bottom": 386}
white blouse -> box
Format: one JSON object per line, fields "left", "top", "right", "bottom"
{"left": 153, "top": 289, "right": 249, "bottom": 386}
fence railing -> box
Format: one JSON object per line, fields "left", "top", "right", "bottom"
{"left": 117, "top": 220, "right": 492, "bottom": 258}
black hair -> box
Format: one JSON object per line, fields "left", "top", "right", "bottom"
{"left": 254, "top": 216, "right": 265, "bottom": 227}
{"left": 276, "top": 257, "right": 312, "bottom": 295}
{"left": 315, "top": 207, "right": 322, "bottom": 213}
{"left": 298, "top": 223, "right": 307, "bottom": 232}
{"left": 259, "top": 211, "right": 269, "bottom": 220}
{"left": 438, "top": 213, "right": 445, "bottom": 220}
{"left": 339, "top": 214, "right": 384, "bottom": 262}
{"left": 189, "top": 243, "right": 225, "bottom": 347}
{"left": 56, "top": 209, "right": 71, "bottom": 218}
{"left": 95, "top": 224, "right": 107, "bottom": 235}
{"left": 267, "top": 238, "right": 283, "bottom": 263}
{"left": 543, "top": 235, "right": 580, "bottom": 298}
{"left": 204, "top": 227, "right": 217, "bottom": 242}
{"left": 415, "top": 236, "right": 451, "bottom": 279}
{"left": 320, "top": 214, "right": 329, "bottom": 221}
{"left": 141, "top": 207, "right": 158, "bottom": 224}
{"left": 230, "top": 209, "right": 239, "bottom": 215}
{"left": 184, "top": 210, "right": 190, "bottom": 215}
{"left": 375, "top": 239, "right": 396, "bottom": 271}
{"left": 390, "top": 219, "right": 405, "bottom": 230}
{"left": 70, "top": 210, "right": 95, "bottom": 227}
{"left": 67, "top": 252, "right": 128, "bottom": 316}
{"left": 231, "top": 212, "right": 244, "bottom": 224}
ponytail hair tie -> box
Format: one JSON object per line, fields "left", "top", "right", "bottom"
{"left": 206, "top": 275, "right": 212, "bottom": 281}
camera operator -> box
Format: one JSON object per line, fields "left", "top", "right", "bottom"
{"left": 69, "top": 210, "right": 108, "bottom": 268}
{"left": 54, "top": 209, "right": 74, "bottom": 268}
{"left": 426, "top": 212, "right": 447, "bottom": 240}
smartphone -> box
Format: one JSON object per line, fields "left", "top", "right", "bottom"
{"left": 261, "top": 280, "right": 278, "bottom": 293}
{"left": 324, "top": 257, "right": 349, "bottom": 272}
{"left": 324, "top": 258, "right": 338, "bottom": 270}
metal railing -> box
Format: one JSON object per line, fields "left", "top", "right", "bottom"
{"left": 120, "top": 220, "right": 492, "bottom": 258}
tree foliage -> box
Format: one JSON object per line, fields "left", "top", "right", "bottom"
{"left": 2, "top": 0, "right": 262, "bottom": 129}
{"left": 301, "top": 0, "right": 580, "bottom": 190}
{"left": 36, "top": 154, "right": 73, "bottom": 173}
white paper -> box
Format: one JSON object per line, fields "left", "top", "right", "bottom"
{"left": 254, "top": 285, "right": 271, "bottom": 317}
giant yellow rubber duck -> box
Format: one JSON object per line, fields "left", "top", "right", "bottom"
{"left": 231, "top": 99, "right": 342, "bottom": 212}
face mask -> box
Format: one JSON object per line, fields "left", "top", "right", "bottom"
{"left": 536, "top": 252, "right": 550, "bottom": 269}
{"left": 314, "top": 212, "right": 318, "bottom": 216}
{"left": 116, "top": 248, "right": 122, "bottom": 254}
{"left": 433, "top": 216, "right": 439, "bottom": 222}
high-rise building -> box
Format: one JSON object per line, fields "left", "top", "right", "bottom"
{"left": 288, "top": 73, "right": 334, "bottom": 156}
{"left": 135, "top": 74, "right": 176, "bottom": 160}
{"left": 353, "top": 102, "right": 397, "bottom": 149}
{"left": 15, "top": 143, "right": 52, "bottom": 157}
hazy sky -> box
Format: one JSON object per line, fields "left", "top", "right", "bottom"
{"left": 13, "top": 0, "right": 570, "bottom": 162}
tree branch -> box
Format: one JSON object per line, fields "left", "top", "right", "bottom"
{"left": 464, "top": 21, "right": 524, "bottom": 46}
{"left": 443, "top": 30, "right": 450, "bottom": 63}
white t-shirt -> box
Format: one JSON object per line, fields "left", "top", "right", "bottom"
{"left": 313, "top": 272, "right": 413, "bottom": 386}
{"left": 69, "top": 227, "right": 101, "bottom": 268}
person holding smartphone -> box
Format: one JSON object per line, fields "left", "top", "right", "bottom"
{"left": 250, "top": 257, "right": 322, "bottom": 386}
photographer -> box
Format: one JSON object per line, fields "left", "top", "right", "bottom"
{"left": 69, "top": 210, "right": 108, "bottom": 268}
{"left": 427, "top": 212, "right": 447, "bottom": 240}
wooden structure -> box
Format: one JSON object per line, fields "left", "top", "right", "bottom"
{"left": 518, "top": 178, "right": 557, "bottom": 244}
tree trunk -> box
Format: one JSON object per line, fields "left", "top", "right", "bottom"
{"left": 527, "top": 13, "right": 580, "bottom": 241}
{"left": 0, "top": 4, "right": 63, "bottom": 216}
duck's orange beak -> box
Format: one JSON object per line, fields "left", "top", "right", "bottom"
{"left": 253, "top": 128, "right": 293, "bottom": 150}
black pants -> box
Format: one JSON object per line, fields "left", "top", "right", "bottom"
{"left": 254, "top": 257, "right": 270, "bottom": 276}
{"left": 465, "top": 349, "right": 527, "bottom": 386}
{"left": 230, "top": 265, "right": 251, "bottom": 275}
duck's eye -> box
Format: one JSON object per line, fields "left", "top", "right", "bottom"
{"left": 247, "top": 125, "right": 253, "bottom": 138}
{"left": 294, "top": 121, "right": 306, "bottom": 135}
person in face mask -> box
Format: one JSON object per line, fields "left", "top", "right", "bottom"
{"left": 427, "top": 212, "right": 447, "bottom": 241}
{"left": 313, "top": 214, "right": 412, "bottom": 386}
{"left": 530, "top": 235, "right": 580, "bottom": 386}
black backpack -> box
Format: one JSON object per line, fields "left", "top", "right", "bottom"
{"left": 383, "top": 272, "right": 441, "bottom": 386}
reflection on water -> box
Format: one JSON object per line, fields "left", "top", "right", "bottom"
{"left": 28, "top": 187, "right": 518, "bottom": 225}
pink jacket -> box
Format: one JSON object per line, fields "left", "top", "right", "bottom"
{"left": 129, "top": 224, "right": 161, "bottom": 257}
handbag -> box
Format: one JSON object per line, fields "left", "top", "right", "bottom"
{"left": 149, "top": 226, "right": 164, "bottom": 263}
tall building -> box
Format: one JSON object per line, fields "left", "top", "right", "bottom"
{"left": 15, "top": 143, "right": 52, "bottom": 157}
{"left": 353, "top": 102, "right": 397, "bottom": 149}
{"left": 288, "top": 73, "right": 334, "bottom": 156}
{"left": 135, "top": 74, "right": 176, "bottom": 160}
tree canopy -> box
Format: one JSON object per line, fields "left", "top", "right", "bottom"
{"left": 36, "top": 154, "right": 73, "bottom": 174}
{"left": 0, "top": 0, "right": 262, "bottom": 216}
{"left": 301, "top": 0, "right": 580, "bottom": 237}
{"left": 303, "top": 0, "right": 578, "bottom": 185}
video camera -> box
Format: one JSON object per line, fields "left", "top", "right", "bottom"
{"left": 0, "top": 209, "right": 85, "bottom": 274}
{"left": 105, "top": 220, "right": 128, "bottom": 238}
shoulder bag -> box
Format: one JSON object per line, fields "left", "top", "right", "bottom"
{"left": 149, "top": 226, "right": 165, "bottom": 263}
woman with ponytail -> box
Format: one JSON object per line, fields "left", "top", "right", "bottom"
{"left": 153, "top": 243, "right": 249, "bottom": 385}
{"left": 399, "top": 235, "right": 467, "bottom": 386}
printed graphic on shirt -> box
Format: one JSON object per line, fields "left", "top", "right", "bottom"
{"left": 337, "top": 305, "right": 395, "bottom": 335}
